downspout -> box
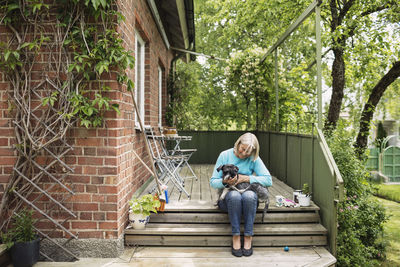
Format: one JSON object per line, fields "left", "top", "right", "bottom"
{"left": 168, "top": 54, "right": 184, "bottom": 126}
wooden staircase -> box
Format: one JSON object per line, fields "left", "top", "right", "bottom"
{"left": 124, "top": 165, "right": 335, "bottom": 266}
{"left": 125, "top": 201, "right": 327, "bottom": 247}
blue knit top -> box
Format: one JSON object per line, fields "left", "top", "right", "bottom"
{"left": 210, "top": 148, "right": 272, "bottom": 189}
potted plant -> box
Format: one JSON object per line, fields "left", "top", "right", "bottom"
{"left": 128, "top": 194, "right": 161, "bottom": 229}
{"left": 298, "top": 183, "right": 311, "bottom": 207}
{"left": 0, "top": 208, "right": 40, "bottom": 267}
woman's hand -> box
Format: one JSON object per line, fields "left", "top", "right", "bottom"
{"left": 235, "top": 174, "right": 250, "bottom": 185}
{"left": 224, "top": 176, "right": 238, "bottom": 186}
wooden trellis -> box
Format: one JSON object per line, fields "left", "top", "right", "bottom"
{"left": 0, "top": 3, "right": 84, "bottom": 261}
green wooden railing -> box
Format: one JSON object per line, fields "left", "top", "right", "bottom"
{"left": 178, "top": 129, "right": 344, "bottom": 255}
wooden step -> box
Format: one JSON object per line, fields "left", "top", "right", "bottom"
{"left": 125, "top": 234, "right": 327, "bottom": 247}
{"left": 126, "top": 223, "right": 327, "bottom": 235}
{"left": 163, "top": 200, "right": 320, "bottom": 212}
{"left": 125, "top": 223, "right": 327, "bottom": 247}
{"left": 150, "top": 211, "right": 320, "bottom": 224}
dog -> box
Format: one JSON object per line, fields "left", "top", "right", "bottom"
{"left": 217, "top": 164, "right": 269, "bottom": 222}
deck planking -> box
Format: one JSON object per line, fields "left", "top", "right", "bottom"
{"left": 140, "top": 164, "right": 318, "bottom": 210}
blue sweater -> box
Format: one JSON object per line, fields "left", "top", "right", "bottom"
{"left": 210, "top": 148, "right": 272, "bottom": 189}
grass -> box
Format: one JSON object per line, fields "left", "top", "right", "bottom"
{"left": 374, "top": 197, "right": 400, "bottom": 266}
{"left": 374, "top": 184, "right": 400, "bottom": 203}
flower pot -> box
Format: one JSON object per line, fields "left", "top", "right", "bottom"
{"left": 298, "top": 194, "right": 311, "bottom": 207}
{"left": 129, "top": 212, "right": 150, "bottom": 229}
{"left": 10, "top": 238, "right": 40, "bottom": 267}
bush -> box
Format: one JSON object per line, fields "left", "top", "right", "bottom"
{"left": 0, "top": 209, "right": 37, "bottom": 249}
{"left": 327, "top": 122, "right": 388, "bottom": 267}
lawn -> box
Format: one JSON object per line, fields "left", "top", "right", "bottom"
{"left": 374, "top": 197, "right": 400, "bottom": 266}
{"left": 374, "top": 184, "right": 400, "bottom": 203}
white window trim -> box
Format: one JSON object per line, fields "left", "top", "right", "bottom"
{"left": 158, "top": 66, "right": 163, "bottom": 127}
{"left": 135, "top": 32, "right": 145, "bottom": 129}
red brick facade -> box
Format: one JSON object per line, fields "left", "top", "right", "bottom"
{"left": 0, "top": 0, "right": 176, "bottom": 243}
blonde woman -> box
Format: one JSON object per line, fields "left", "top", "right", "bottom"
{"left": 210, "top": 132, "right": 272, "bottom": 257}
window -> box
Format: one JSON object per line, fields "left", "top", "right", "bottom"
{"left": 158, "top": 66, "right": 163, "bottom": 127}
{"left": 135, "top": 32, "right": 145, "bottom": 128}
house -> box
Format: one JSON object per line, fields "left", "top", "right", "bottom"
{"left": 0, "top": 0, "right": 194, "bottom": 259}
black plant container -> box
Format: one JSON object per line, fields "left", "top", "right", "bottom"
{"left": 10, "top": 238, "right": 40, "bottom": 267}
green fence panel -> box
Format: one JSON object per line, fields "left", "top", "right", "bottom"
{"left": 300, "top": 137, "right": 313, "bottom": 192}
{"left": 177, "top": 131, "right": 250, "bottom": 164}
{"left": 257, "top": 132, "right": 270, "bottom": 166}
{"left": 366, "top": 148, "right": 379, "bottom": 171}
{"left": 268, "top": 133, "right": 287, "bottom": 181}
{"left": 382, "top": 146, "right": 400, "bottom": 182}
{"left": 286, "top": 134, "right": 303, "bottom": 190}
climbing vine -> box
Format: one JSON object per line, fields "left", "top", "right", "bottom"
{"left": 0, "top": 0, "right": 134, "bottom": 227}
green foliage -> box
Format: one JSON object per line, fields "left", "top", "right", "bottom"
{"left": 129, "top": 194, "right": 161, "bottom": 217}
{"left": 224, "top": 47, "right": 274, "bottom": 129}
{"left": 0, "top": 209, "right": 37, "bottom": 249}
{"left": 170, "top": 0, "right": 319, "bottom": 131}
{"left": 301, "top": 183, "right": 310, "bottom": 196}
{"left": 337, "top": 197, "right": 387, "bottom": 266}
{"left": 328, "top": 123, "right": 388, "bottom": 266}
{"left": 61, "top": 1, "right": 134, "bottom": 128}
{"left": 0, "top": 0, "right": 134, "bottom": 129}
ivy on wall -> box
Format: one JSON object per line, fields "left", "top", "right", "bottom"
{"left": 0, "top": 0, "right": 134, "bottom": 127}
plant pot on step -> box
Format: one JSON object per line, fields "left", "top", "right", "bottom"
{"left": 129, "top": 212, "right": 150, "bottom": 230}
{"left": 298, "top": 193, "right": 311, "bottom": 207}
{"left": 128, "top": 194, "right": 160, "bottom": 230}
{"left": 10, "top": 238, "right": 40, "bottom": 267}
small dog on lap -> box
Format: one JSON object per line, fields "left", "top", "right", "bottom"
{"left": 217, "top": 164, "right": 269, "bottom": 221}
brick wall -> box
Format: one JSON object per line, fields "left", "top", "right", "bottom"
{"left": 0, "top": 0, "right": 174, "bottom": 243}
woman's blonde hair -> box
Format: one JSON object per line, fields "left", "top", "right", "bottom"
{"left": 233, "top": 132, "right": 259, "bottom": 161}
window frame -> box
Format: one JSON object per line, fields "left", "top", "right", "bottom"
{"left": 135, "top": 32, "right": 145, "bottom": 129}
{"left": 158, "top": 66, "right": 163, "bottom": 127}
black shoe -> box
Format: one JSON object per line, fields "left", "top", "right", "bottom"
{"left": 231, "top": 246, "right": 243, "bottom": 257}
{"left": 242, "top": 246, "right": 253, "bottom": 257}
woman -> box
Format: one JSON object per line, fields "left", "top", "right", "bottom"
{"left": 210, "top": 132, "right": 272, "bottom": 257}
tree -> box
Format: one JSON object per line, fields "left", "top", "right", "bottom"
{"left": 324, "top": 0, "right": 399, "bottom": 132}
{"left": 354, "top": 60, "right": 400, "bottom": 156}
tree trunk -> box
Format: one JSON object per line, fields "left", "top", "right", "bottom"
{"left": 354, "top": 61, "right": 400, "bottom": 157}
{"left": 325, "top": 47, "right": 345, "bottom": 131}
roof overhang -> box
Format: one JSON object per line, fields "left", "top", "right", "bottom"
{"left": 147, "top": 0, "right": 195, "bottom": 60}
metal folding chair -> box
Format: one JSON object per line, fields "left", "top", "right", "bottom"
{"left": 159, "top": 126, "right": 198, "bottom": 180}
{"left": 144, "top": 126, "right": 190, "bottom": 197}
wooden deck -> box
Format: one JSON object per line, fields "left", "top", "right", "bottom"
{"left": 140, "top": 164, "right": 319, "bottom": 210}
{"left": 34, "top": 247, "right": 336, "bottom": 267}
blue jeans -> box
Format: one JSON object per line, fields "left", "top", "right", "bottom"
{"left": 218, "top": 190, "right": 258, "bottom": 236}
